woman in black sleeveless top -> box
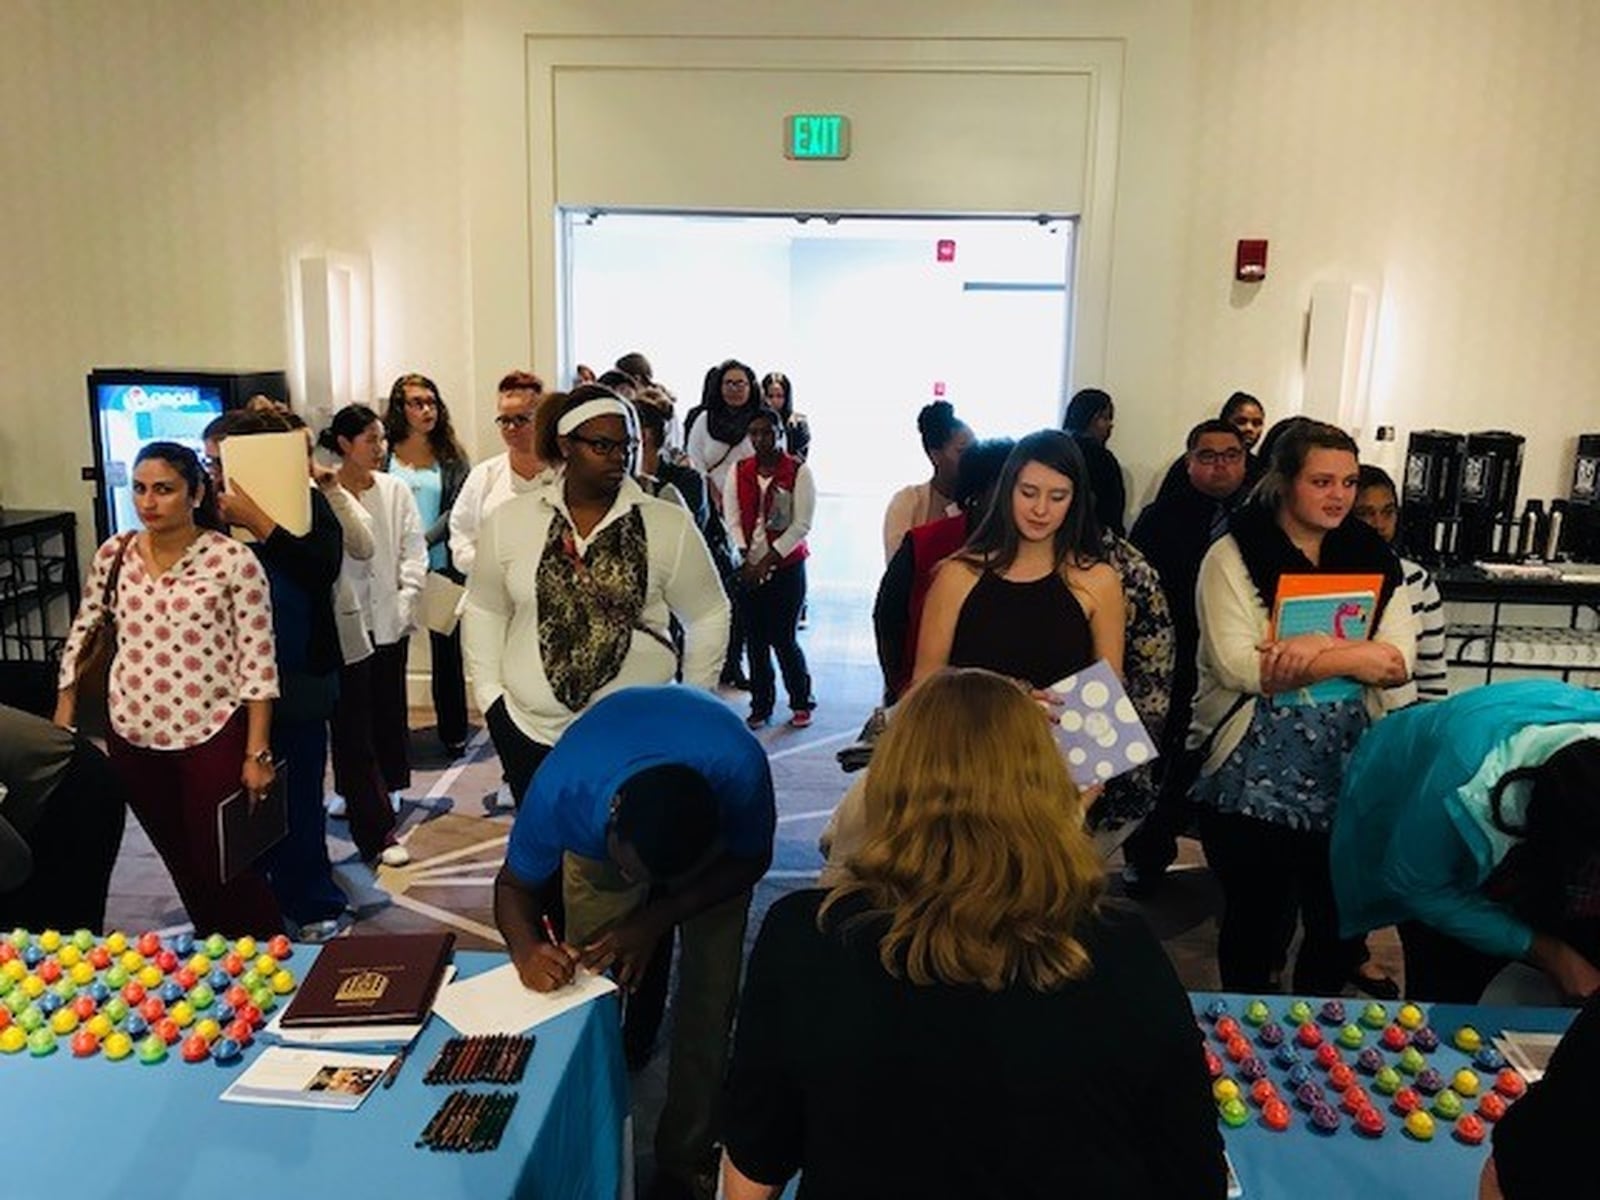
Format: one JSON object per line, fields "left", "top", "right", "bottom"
{"left": 916, "top": 430, "right": 1125, "bottom": 693}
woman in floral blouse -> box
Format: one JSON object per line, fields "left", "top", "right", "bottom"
{"left": 55, "top": 441, "right": 282, "bottom": 935}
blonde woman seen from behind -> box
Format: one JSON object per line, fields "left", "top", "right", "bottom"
{"left": 721, "top": 668, "right": 1227, "bottom": 1200}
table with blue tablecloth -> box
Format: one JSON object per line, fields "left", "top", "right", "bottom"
{"left": 3, "top": 947, "right": 627, "bottom": 1200}
{"left": 1195, "top": 992, "right": 1575, "bottom": 1200}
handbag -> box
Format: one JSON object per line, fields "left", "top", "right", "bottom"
{"left": 71, "top": 533, "right": 135, "bottom": 737}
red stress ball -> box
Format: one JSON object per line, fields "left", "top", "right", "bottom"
{"left": 1328, "top": 1063, "right": 1356, "bottom": 1092}
{"left": 1225, "top": 1036, "right": 1251, "bottom": 1063}
{"left": 1214, "top": 1016, "right": 1242, "bottom": 1042}
{"left": 1261, "top": 1099, "right": 1292, "bottom": 1132}
{"left": 1494, "top": 1069, "right": 1527, "bottom": 1099}
{"left": 1340, "top": 1086, "right": 1371, "bottom": 1115}
{"left": 267, "top": 934, "right": 293, "bottom": 960}
{"left": 1455, "top": 1115, "right": 1487, "bottom": 1145}
{"left": 1297, "top": 1023, "right": 1324, "bottom": 1048}
{"left": 1381, "top": 1025, "right": 1410, "bottom": 1051}
{"left": 1477, "top": 1092, "right": 1508, "bottom": 1122}
{"left": 224, "top": 1018, "right": 253, "bottom": 1047}
{"left": 1204, "top": 1049, "right": 1224, "bottom": 1079}
{"left": 180, "top": 1034, "right": 210, "bottom": 1063}
{"left": 1250, "top": 1079, "right": 1279, "bottom": 1108}
{"left": 1314, "top": 1043, "right": 1342, "bottom": 1070}
{"left": 1355, "top": 1105, "right": 1387, "bottom": 1137}
{"left": 155, "top": 949, "right": 179, "bottom": 974}
{"left": 1393, "top": 1087, "right": 1422, "bottom": 1114}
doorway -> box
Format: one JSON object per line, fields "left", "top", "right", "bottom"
{"left": 560, "top": 210, "right": 1075, "bottom": 604}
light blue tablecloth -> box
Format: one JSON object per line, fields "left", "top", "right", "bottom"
{"left": 3, "top": 947, "right": 627, "bottom": 1200}
{"left": 1196, "top": 992, "right": 1575, "bottom": 1200}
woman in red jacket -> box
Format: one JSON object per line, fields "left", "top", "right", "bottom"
{"left": 722, "top": 407, "right": 816, "bottom": 729}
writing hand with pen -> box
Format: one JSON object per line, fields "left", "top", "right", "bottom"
{"left": 515, "top": 914, "right": 581, "bottom": 993}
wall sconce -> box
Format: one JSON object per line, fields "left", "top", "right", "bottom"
{"left": 290, "top": 250, "right": 372, "bottom": 428}
{"left": 1235, "top": 239, "right": 1269, "bottom": 282}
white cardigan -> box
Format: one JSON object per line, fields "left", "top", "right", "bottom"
{"left": 461, "top": 473, "right": 730, "bottom": 746}
{"left": 447, "top": 452, "right": 553, "bottom": 578}
{"left": 339, "top": 471, "right": 427, "bottom": 649}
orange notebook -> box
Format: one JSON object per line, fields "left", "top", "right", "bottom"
{"left": 1269, "top": 573, "right": 1384, "bottom": 640}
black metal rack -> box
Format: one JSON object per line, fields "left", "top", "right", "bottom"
{"left": 1436, "top": 565, "right": 1600, "bottom": 686}
{"left": 0, "top": 509, "right": 80, "bottom": 714}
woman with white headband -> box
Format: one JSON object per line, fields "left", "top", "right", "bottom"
{"left": 462, "top": 384, "right": 731, "bottom": 815}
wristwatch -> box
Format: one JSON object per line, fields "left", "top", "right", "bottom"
{"left": 248, "top": 748, "right": 274, "bottom": 767}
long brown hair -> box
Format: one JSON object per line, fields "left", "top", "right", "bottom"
{"left": 822, "top": 668, "right": 1105, "bottom": 991}
{"left": 383, "top": 372, "right": 465, "bottom": 463}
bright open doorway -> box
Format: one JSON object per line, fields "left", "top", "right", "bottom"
{"left": 559, "top": 210, "right": 1075, "bottom": 605}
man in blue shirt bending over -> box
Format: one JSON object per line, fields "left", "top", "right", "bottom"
{"left": 495, "top": 685, "right": 775, "bottom": 1200}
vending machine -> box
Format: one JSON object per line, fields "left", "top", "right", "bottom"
{"left": 85, "top": 369, "right": 288, "bottom": 541}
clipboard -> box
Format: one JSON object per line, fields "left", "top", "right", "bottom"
{"left": 217, "top": 760, "right": 288, "bottom": 883}
{"left": 420, "top": 571, "right": 467, "bottom": 636}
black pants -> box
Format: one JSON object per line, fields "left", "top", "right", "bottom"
{"left": 1122, "top": 691, "right": 1198, "bottom": 875}
{"left": 329, "top": 653, "right": 398, "bottom": 861}
{"left": 368, "top": 638, "right": 412, "bottom": 792}
{"left": 483, "top": 698, "right": 563, "bottom": 935}
{"left": 1199, "top": 808, "right": 1359, "bottom": 995}
{"left": 0, "top": 736, "right": 127, "bottom": 933}
{"left": 430, "top": 627, "right": 469, "bottom": 750}
{"left": 1397, "top": 920, "right": 1512, "bottom": 1004}
{"left": 745, "top": 559, "right": 813, "bottom": 719}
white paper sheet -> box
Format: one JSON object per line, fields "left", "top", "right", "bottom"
{"left": 220, "top": 1046, "right": 396, "bottom": 1110}
{"left": 432, "top": 962, "right": 618, "bottom": 1037}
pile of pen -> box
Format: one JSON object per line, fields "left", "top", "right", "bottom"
{"left": 416, "top": 1090, "right": 519, "bottom": 1152}
{"left": 424, "top": 1034, "right": 535, "bottom": 1085}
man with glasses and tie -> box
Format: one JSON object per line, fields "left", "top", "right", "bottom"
{"left": 1122, "top": 418, "right": 1250, "bottom": 895}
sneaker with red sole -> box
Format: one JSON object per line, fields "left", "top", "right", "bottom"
{"left": 789, "top": 709, "right": 813, "bottom": 728}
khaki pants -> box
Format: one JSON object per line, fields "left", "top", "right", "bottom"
{"left": 564, "top": 852, "right": 750, "bottom": 1181}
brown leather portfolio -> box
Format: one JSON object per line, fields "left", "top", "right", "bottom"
{"left": 280, "top": 932, "right": 456, "bottom": 1027}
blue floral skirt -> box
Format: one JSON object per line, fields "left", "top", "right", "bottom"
{"left": 1192, "top": 698, "right": 1369, "bottom": 833}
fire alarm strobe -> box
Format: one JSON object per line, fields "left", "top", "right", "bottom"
{"left": 1236, "top": 239, "right": 1268, "bottom": 282}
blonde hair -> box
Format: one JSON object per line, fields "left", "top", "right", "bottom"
{"left": 821, "top": 668, "right": 1105, "bottom": 992}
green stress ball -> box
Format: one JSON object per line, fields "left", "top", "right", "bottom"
{"left": 186, "top": 984, "right": 215, "bottom": 1011}
{"left": 203, "top": 934, "right": 229, "bottom": 960}
{"left": 16, "top": 1005, "right": 44, "bottom": 1034}
{"left": 1399, "top": 1046, "right": 1426, "bottom": 1075}
{"left": 1338, "top": 1024, "right": 1365, "bottom": 1049}
{"left": 6, "top": 929, "right": 29, "bottom": 951}
{"left": 1373, "top": 1066, "right": 1402, "bottom": 1095}
{"left": 71, "top": 930, "right": 95, "bottom": 953}
{"left": 0, "top": 974, "right": 12, "bottom": 999}
{"left": 49, "top": 979, "right": 76, "bottom": 1003}
{"left": 103, "top": 1031, "right": 133, "bottom": 1061}
{"left": 1219, "top": 1097, "right": 1250, "bottom": 1127}
{"left": 249, "top": 987, "right": 276, "bottom": 1015}
{"left": 1433, "top": 1089, "right": 1464, "bottom": 1120}
{"left": 1244, "top": 1000, "right": 1272, "bottom": 1027}
{"left": 1287, "top": 1001, "right": 1314, "bottom": 1025}
{"left": 26, "top": 1028, "right": 56, "bottom": 1057}
{"left": 137, "top": 1034, "right": 167, "bottom": 1064}
{"left": 1361, "top": 1003, "right": 1388, "bottom": 1029}
{"left": 104, "top": 965, "right": 129, "bottom": 990}
{"left": 238, "top": 969, "right": 262, "bottom": 993}
{"left": 103, "top": 996, "right": 129, "bottom": 1025}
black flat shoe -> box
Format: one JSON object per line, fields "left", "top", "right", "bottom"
{"left": 1350, "top": 968, "right": 1401, "bottom": 1001}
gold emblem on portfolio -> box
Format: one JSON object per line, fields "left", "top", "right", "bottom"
{"left": 335, "top": 970, "right": 390, "bottom": 1003}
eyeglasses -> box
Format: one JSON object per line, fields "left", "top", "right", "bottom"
{"left": 567, "top": 434, "right": 638, "bottom": 458}
{"left": 404, "top": 397, "right": 438, "bottom": 410}
{"left": 723, "top": 378, "right": 750, "bottom": 390}
{"left": 1192, "top": 448, "right": 1246, "bottom": 466}
{"left": 495, "top": 413, "right": 534, "bottom": 429}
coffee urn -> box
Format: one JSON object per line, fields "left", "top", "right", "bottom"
{"left": 1456, "top": 431, "right": 1525, "bottom": 562}
{"left": 1400, "top": 430, "right": 1465, "bottom": 564}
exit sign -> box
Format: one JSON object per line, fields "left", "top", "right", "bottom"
{"left": 784, "top": 114, "right": 851, "bottom": 160}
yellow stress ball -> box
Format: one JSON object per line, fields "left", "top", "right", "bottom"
{"left": 58, "top": 945, "right": 81, "bottom": 969}
{"left": 233, "top": 937, "right": 258, "bottom": 960}
{"left": 194, "top": 1018, "right": 222, "bottom": 1044}
{"left": 2, "top": 961, "right": 26, "bottom": 983}
{"left": 1397, "top": 1004, "right": 1425, "bottom": 1031}
{"left": 38, "top": 931, "right": 62, "bottom": 953}
{"left": 69, "top": 963, "right": 95, "bottom": 986}
{"left": 105, "top": 932, "right": 129, "bottom": 955}
{"left": 49, "top": 1008, "right": 78, "bottom": 1035}
{"left": 20, "top": 975, "right": 46, "bottom": 1000}
{"left": 0, "top": 1027, "right": 27, "bottom": 1054}
{"left": 137, "top": 965, "right": 163, "bottom": 990}
{"left": 253, "top": 954, "right": 276, "bottom": 978}
{"left": 86, "top": 1014, "right": 114, "bottom": 1040}
{"left": 169, "top": 1001, "right": 195, "bottom": 1029}
{"left": 1453, "top": 1069, "right": 1481, "bottom": 1097}
{"left": 120, "top": 951, "right": 145, "bottom": 974}
{"left": 186, "top": 955, "right": 212, "bottom": 977}
{"left": 103, "top": 1031, "right": 133, "bottom": 1060}
{"left": 1212, "top": 1078, "right": 1241, "bottom": 1103}
{"left": 270, "top": 970, "right": 295, "bottom": 995}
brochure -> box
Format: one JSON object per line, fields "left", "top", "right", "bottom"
{"left": 220, "top": 1047, "right": 396, "bottom": 1111}
{"left": 1047, "top": 658, "right": 1158, "bottom": 789}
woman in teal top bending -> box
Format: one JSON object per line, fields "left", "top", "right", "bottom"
{"left": 1334, "top": 678, "right": 1600, "bottom": 1002}
{"left": 384, "top": 373, "right": 472, "bottom": 756}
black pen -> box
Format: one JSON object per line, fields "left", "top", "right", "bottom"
{"left": 382, "top": 1042, "right": 410, "bottom": 1089}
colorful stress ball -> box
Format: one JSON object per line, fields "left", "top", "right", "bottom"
{"left": 249, "top": 988, "right": 276, "bottom": 1015}
{"left": 180, "top": 1035, "right": 209, "bottom": 1064}
{"left": 1244, "top": 1000, "right": 1272, "bottom": 1027}
{"left": 1398, "top": 1046, "right": 1427, "bottom": 1076}
{"left": 1319, "top": 1000, "right": 1346, "bottom": 1026}
{"left": 120, "top": 981, "right": 146, "bottom": 1007}
{"left": 1340, "top": 1087, "right": 1371, "bottom": 1115}
{"left": 136, "top": 1034, "right": 167, "bottom": 1064}
{"left": 1297, "top": 1023, "right": 1324, "bottom": 1049}
{"left": 1477, "top": 1093, "right": 1509, "bottom": 1123}
{"left": 203, "top": 934, "right": 229, "bottom": 960}
{"left": 1274, "top": 1045, "right": 1302, "bottom": 1069}
{"left": 221, "top": 953, "right": 245, "bottom": 977}
{"left": 236, "top": 1003, "right": 263, "bottom": 1030}
{"left": 1219, "top": 1098, "right": 1250, "bottom": 1128}
{"left": 207, "top": 969, "right": 231, "bottom": 992}
{"left": 104, "top": 931, "right": 128, "bottom": 955}
{"left": 103, "top": 1031, "right": 133, "bottom": 1061}
{"left": 86, "top": 1014, "right": 113, "bottom": 1041}
{"left": 186, "top": 954, "right": 211, "bottom": 976}
{"left": 119, "top": 951, "right": 145, "bottom": 975}
{"left": 37, "top": 930, "right": 61, "bottom": 953}
{"left": 1404, "top": 1111, "right": 1436, "bottom": 1141}
{"left": 193, "top": 1018, "right": 222, "bottom": 1044}
{"left": 1495, "top": 1069, "right": 1528, "bottom": 1100}
{"left": 103, "top": 997, "right": 129, "bottom": 1025}
{"left": 1286, "top": 1064, "right": 1314, "bottom": 1089}
{"left": 1287, "top": 1000, "right": 1314, "bottom": 1025}
{"left": 1357, "top": 1048, "right": 1386, "bottom": 1075}
{"left": 136, "top": 966, "right": 163, "bottom": 990}
{"left": 174, "top": 968, "right": 199, "bottom": 992}
{"left": 0, "top": 1027, "right": 24, "bottom": 1054}
{"left": 1475, "top": 1047, "right": 1507, "bottom": 1072}
{"left": 224, "top": 1019, "right": 253, "bottom": 1047}
{"left": 1356, "top": 1106, "right": 1387, "bottom": 1137}
{"left": 1414, "top": 1068, "right": 1446, "bottom": 1096}
{"left": 1262, "top": 1099, "right": 1292, "bottom": 1131}
{"left": 154, "top": 950, "right": 179, "bottom": 975}
{"left": 215, "top": 1004, "right": 234, "bottom": 1025}
{"left": 48, "top": 979, "right": 76, "bottom": 1003}
{"left": 1309, "top": 1102, "right": 1341, "bottom": 1133}
{"left": 15, "top": 1006, "right": 43, "bottom": 1033}
{"left": 1295, "top": 1082, "right": 1325, "bottom": 1110}
{"left": 1250, "top": 1079, "right": 1279, "bottom": 1108}
{"left": 1212, "top": 1079, "right": 1241, "bottom": 1104}
{"left": 1, "top": 960, "right": 25, "bottom": 984}
{"left": 1257, "top": 1022, "right": 1284, "bottom": 1048}
{"left": 0, "top": 1007, "right": 9, "bottom": 1032}
{"left": 1432, "top": 1090, "right": 1464, "bottom": 1120}
{"left": 36, "top": 994, "right": 61, "bottom": 1017}
{"left": 87, "top": 982, "right": 109, "bottom": 1004}
{"left": 1360, "top": 1003, "right": 1388, "bottom": 1029}
{"left": 70, "top": 996, "right": 96, "bottom": 1022}
{"left": 211, "top": 1037, "right": 242, "bottom": 1065}
{"left": 1381, "top": 1024, "right": 1410, "bottom": 1051}
{"left": 154, "top": 1018, "right": 181, "bottom": 1046}
{"left": 70, "top": 1030, "right": 99, "bottom": 1058}
{"left": 136, "top": 932, "right": 162, "bottom": 959}
{"left": 26, "top": 1028, "right": 56, "bottom": 1057}
{"left": 1451, "top": 1070, "right": 1481, "bottom": 1098}
{"left": 1327, "top": 1063, "right": 1356, "bottom": 1092}
{"left": 173, "top": 932, "right": 195, "bottom": 958}
{"left": 36, "top": 959, "right": 60, "bottom": 985}
{"left": 168, "top": 1001, "right": 195, "bottom": 1029}
{"left": 1338, "top": 1024, "right": 1365, "bottom": 1050}
{"left": 0, "top": 940, "right": 17, "bottom": 962}
{"left": 5, "top": 929, "right": 29, "bottom": 950}
{"left": 1411, "top": 1027, "right": 1441, "bottom": 1054}
{"left": 1225, "top": 1036, "right": 1251, "bottom": 1063}
{"left": 252, "top": 954, "right": 276, "bottom": 979}
{"left": 1204, "top": 998, "right": 1230, "bottom": 1023}
{"left": 17, "top": 974, "right": 43, "bottom": 1000}
{"left": 269, "top": 970, "right": 295, "bottom": 996}
{"left": 233, "top": 936, "right": 258, "bottom": 961}
{"left": 1453, "top": 1026, "right": 1483, "bottom": 1054}
{"left": 1314, "top": 1043, "right": 1343, "bottom": 1070}
{"left": 123, "top": 1014, "right": 148, "bottom": 1040}
{"left": 1393, "top": 1088, "right": 1422, "bottom": 1115}
{"left": 267, "top": 935, "right": 292, "bottom": 960}
{"left": 1238, "top": 1057, "right": 1267, "bottom": 1083}
{"left": 1396, "top": 1004, "right": 1426, "bottom": 1031}
{"left": 88, "top": 947, "right": 112, "bottom": 972}
{"left": 70, "top": 929, "right": 94, "bottom": 954}
{"left": 1204, "top": 1050, "right": 1223, "bottom": 1079}
{"left": 48, "top": 1008, "right": 78, "bottom": 1036}
{"left": 187, "top": 984, "right": 215, "bottom": 1011}
{"left": 1455, "top": 1114, "right": 1487, "bottom": 1145}
{"left": 57, "top": 945, "right": 81, "bottom": 969}
{"left": 22, "top": 947, "right": 43, "bottom": 969}
{"left": 137, "top": 997, "right": 165, "bottom": 1024}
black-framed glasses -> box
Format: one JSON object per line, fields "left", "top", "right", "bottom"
{"left": 495, "top": 413, "right": 534, "bottom": 429}
{"left": 1192, "top": 448, "right": 1246, "bottom": 466}
{"left": 567, "top": 434, "right": 638, "bottom": 458}
{"left": 404, "top": 397, "right": 439, "bottom": 410}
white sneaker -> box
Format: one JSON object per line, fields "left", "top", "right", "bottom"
{"left": 325, "top": 794, "right": 347, "bottom": 818}
{"left": 378, "top": 844, "right": 411, "bottom": 868}
{"left": 390, "top": 791, "right": 404, "bottom": 813}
